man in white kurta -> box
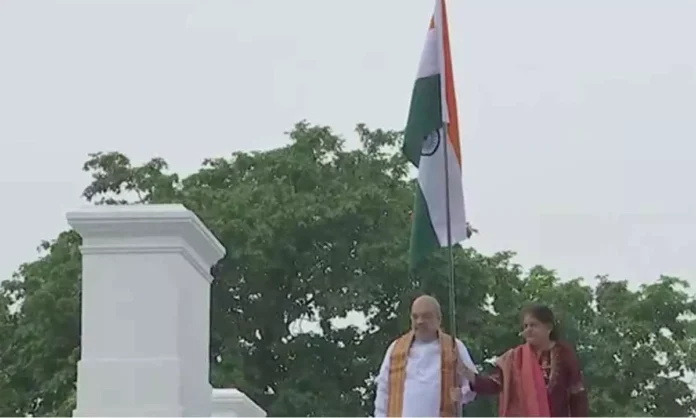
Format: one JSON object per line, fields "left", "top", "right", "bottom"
{"left": 374, "top": 295, "right": 477, "bottom": 417}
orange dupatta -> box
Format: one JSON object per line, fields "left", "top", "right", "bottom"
{"left": 496, "top": 343, "right": 551, "bottom": 417}
{"left": 386, "top": 330, "right": 460, "bottom": 417}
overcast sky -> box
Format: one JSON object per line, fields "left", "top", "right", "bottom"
{"left": 1, "top": 0, "right": 695, "bottom": 291}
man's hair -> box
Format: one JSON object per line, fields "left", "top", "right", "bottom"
{"left": 412, "top": 294, "right": 442, "bottom": 319}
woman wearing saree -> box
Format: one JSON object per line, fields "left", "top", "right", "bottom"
{"left": 461, "top": 304, "right": 589, "bottom": 417}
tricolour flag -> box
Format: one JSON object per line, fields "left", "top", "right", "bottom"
{"left": 404, "top": 0, "right": 468, "bottom": 269}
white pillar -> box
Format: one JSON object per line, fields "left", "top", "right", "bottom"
{"left": 68, "top": 204, "right": 226, "bottom": 417}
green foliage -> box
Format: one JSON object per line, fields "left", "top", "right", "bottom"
{"left": 1, "top": 121, "right": 695, "bottom": 416}
{"left": 0, "top": 232, "right": 81, "bottom": 416}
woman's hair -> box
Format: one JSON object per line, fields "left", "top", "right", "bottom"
{"left": 521, "top": 303, "right": 559, "bottom": 340}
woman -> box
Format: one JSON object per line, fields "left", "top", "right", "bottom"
{"left": 461, "top": 304, "right": 588, "bottom": 417}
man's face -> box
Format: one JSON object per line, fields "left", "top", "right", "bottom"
{"left": 411, "top": 298, "right": 440, "bottom": 340}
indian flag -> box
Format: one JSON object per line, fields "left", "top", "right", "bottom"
{"left": 404, "top": 0, "right": 468, "bottom": 269}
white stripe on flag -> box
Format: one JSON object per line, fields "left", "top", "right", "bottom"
{"left": 417, "top": 128, "right": 468, "bottom": 246}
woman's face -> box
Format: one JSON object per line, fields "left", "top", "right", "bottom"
{"left": 521, "top": 313, "right": 552, "bottom": 347}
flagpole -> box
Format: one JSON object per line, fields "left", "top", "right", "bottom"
{"left": 442, "top": 122, "right": 460, "bottom": 416}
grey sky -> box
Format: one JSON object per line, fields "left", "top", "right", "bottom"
{"left": 1, "top": 0, "right": 695, "bottom": 291}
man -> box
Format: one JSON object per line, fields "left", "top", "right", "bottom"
{"left": 374, "top": 295, "right": 477, "bottom": 417}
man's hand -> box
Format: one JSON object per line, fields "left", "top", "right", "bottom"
{"left": 449, "top": 386, "right": 463, "bottom": 404}
{"left": 456, "top": 360, "right": 477, "bottom": 382}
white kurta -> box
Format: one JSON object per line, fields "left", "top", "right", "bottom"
{"left": 374, "top": 338, "right": 477, "bottom": 417}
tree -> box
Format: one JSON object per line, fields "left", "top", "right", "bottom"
{"left": 1, "top": 121, "right": 695, "bottom": 416}
{"left": 0, "top": 232, "right": 81, "bottom": 417}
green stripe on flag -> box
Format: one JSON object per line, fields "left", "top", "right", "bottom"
{"left": 409, "top": 183, "right": 440, "bottom": 269}
{"left": 402, "top": 74, "right": 443, "bottom": 167}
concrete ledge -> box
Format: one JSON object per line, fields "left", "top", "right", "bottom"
{"left": 67, "top": 204, "right": 226, "bottom": 281}
{"left": 212, "top": 388, "right": 266, "bottom": 417}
